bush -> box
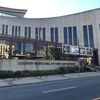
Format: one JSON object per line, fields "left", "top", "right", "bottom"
{"left": 57, "top": 67, "right": 68, "bottom": 74}
{"left": 0, "top": 71, "right": 15, "bottom": 79}
{"left": 67, "top": 66, "right": 79, "bottom": 73}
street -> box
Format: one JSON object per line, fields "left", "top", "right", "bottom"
{"left": 0, "top": 76, "right": 100, "bottom": 100}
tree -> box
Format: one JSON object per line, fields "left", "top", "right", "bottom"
{"left": 45, "top": 45, "right": 52, "bottom": 60}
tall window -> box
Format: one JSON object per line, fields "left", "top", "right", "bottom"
{"left": 18, "top": 26, "right": 21, "bottom": 37}
{"left": 83, "top": 25, "right": 88, "bottom": 47}
{"left": 50, "top": 27, "right": 58, "bottom": 42}
{"left": 5, "top": 25, "right": 8, "bottom": 35}
{"left": 43, "top": 28, "right": 46, "bottom": 41}
{"left": 35, "top": 27, "right": 46, "bottom": 41}
{"left": 51, "top": 28, "right": 54, "bottom": 42}
{"left": 2, "top": 24, "right": 8, "bottom": 35}
{"left": 12, "top": 26, "right": 21, "bottom": 37}
{"left": 15, "top": 26, "right": 17, "bottom": 36}
{"left": 73, "top": 26, "right": 77, "bottom": 45}
{"left": 28, "top": 27, "right": 31, "bottom": 38}
{"left": 26, "top": 43, "right": 33, "bottom": 52}
{"left": 35, "top": 27, "right": 38, "bottom": 39}
{"left": 55, "top": 27, "right": 58, "bottom": 42}
{"left": 25, "top": 27, "right": 27, "bottom": 38}
{"left": 12, "top": 26, "right": 14, "bottom": 36}
{"left": 39, "top": 27, "right": 42, "bottom": 40}
{"left": 83, "top": 25, "right": 94, "bottom": 47}
{"left": 2, "top": 24, "right": 5, "bottom": 34}
{"left": 63, "top": 27, "right": 67, "bottom": 44}
{"left": 88, "top": 25, "right": 94, "bottom": 48}
{"left": 68, "top": 27, "right": 72, "bottom": 45}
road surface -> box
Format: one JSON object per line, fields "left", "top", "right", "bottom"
{"left": 0, "top": 76, "right": 100, "bottom": 100}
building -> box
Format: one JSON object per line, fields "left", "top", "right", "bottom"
{"left": 0, "top": 6, "right": 99, "bottom": 65}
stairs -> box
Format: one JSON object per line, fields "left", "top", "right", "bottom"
{"left": 86, "top": 66, "right": 100, "bottom": 72}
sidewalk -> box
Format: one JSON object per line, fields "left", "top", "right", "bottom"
{"left": 0, "top": 72, "right": 100, "bottom": 87}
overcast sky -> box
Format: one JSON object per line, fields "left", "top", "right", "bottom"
{"left": 0, "top": 0, "right": 100, "bottom": 18}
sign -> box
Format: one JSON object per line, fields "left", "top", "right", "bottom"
{"left": 70, "top": 46, "right": 79, "bottom": 54}
{"left": 86, "top": 47, "right": 93, "bottom": 56}
{"left": 62, "top": 44, "right": 93, "bottom": 56}
{"left": 79, "top": 47, "right": 86, "bottom": 55}
{"left": 62, "top": 44, "right": 79, "bottom": 55}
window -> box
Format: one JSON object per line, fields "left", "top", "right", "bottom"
{"left": 12, "top": 26, "right": 21, "bottom": 37}
{"left": 18, "top": 26, "right": 21, "bottom": 37}
{"left": 2, "top": 24, "right": 5, "bottom": 34}
{"left": 88, "top": 25, "right": 94, "bottom": 48}
{"left": 26, "top": 43, "right": 33, "bottom": 52}
{"left": 68, "top": 27, "right": 72, "bottom": 45}
{"left": 24, "top": 27, "right": 31, "bottom": 38}
{"left": 13, "top": 42, "right": 21, "bottom": 53}
{"left": 55, "top": 27, "right": 58, "bottom": 42}
{"left": 39, "top": 27, "right": 42, "bottom": 40}
{"left": 73, "top": 26, "right": 77, "bottom": 45}
{"left": 28, "top": 27, "right": 31, "bottom": 38}
{"left": 43, "top": 28, "right": 46, "bottom": 41}
{"left": 35, "top": 27, "right": 46, "bottom": 40}
{"left": 50, "top": 27, "right": 58, "bottom": 42}
{"left": 12, "top": 26, "right": 14, "bottom": 36}
{"left": 51, "top": 28, "right": 54, "bottom": 42}
{"left": 35, "top": 27, "right": 38, "bottom": 39}
{"left": 83, "top": 25, "right": 94, "bottom": 47}
{"left": 2, "top": 24, "right": 8, "bottom": 35}
{"left": 63, "top": 27, "right": 67, "bottom": 44}
{"left": 25, "top": 27, "right": 27, "bottom": 38}
{"left": 83, "top": 25, "right": 88, "bottom": 47}
{"left": 5, "top": 25, "right": 8, "bottom": 35}
{"left": 15, "top": 26, "right": 17, "bottom": 36}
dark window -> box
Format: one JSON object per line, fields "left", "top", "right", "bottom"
{"left": 18, "top": 26, "right": 21, "bottom": 37}
{"left": 55, "top": 27, "right": 58, "bottom": 42}
{"left": 51, "top": 28, "right": 54, "bottom": 42}
{"left": 88, "top": 25, "right": 94, "bottom": 48}
{"left": 25, "top": 27, "right": 27, "bottom": 38}
{"left": 12, "top": 26, "right": 14, "bottom": 36}
{"left": 28, "top": 27, "right": 31, "bottom": 38}
{"left": 68, "top": 27, "right": 72, "bottom": 45}
{"left": 5, "top": 25, "right": 8, "bottom": 35}
{"left": 39, "top": 27, "right": 42, "bottom": 40}
{"left": 35, "top": 27, "right": 38, "bottom": 39}
{"left": 83, "top": 25, "right": 88, "bottom": 47}
{"left": 2, "top": 24, "right": 5, "bottom": 34}
{"left": 43, "top": 28, "right": 45, "bottom": 41}
{"left": 73, "top": 26, "right": 77, "bottom": 45}
{"left": 63, "top": 27, "right": 67, "bottom": 44}
{"left": 15, "top": 26, "right": 17, "bottom": 36}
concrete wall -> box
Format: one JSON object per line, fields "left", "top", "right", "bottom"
{"left": 0, "top": 59, "right": 78, "bottom": 71}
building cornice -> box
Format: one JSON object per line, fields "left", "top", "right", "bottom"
{"left": 0, "top": 6, "right": 27, "bottom": 18}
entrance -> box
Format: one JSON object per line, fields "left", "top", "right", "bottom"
{"left": 79, "top": 57, "right": 92, "bottom": 66}
{"left": 93, "top": 49, "right": 99, "bottom": 66}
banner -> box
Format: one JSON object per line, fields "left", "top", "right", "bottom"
{"left": 62, "top": 44, "right": 79, "bottom": 55}
{"left": 62, "top": 44, "right": 93, "bottom": 56}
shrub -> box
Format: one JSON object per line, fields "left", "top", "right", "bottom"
{"left": 57, "top": 67, "right": 68, "bottom": 74}
{"left": 0, "top": 71, "right": 15, "bottom": 79}
{"left": 67, "top": 66, "right": 79, "bottom": 73}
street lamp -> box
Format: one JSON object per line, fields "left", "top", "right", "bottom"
{"left": 77, "top": 38, "right": 81, "bottom": 73}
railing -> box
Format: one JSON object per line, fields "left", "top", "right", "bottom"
{"left": 85, "top": 66, "right": 100, "bottom": 72}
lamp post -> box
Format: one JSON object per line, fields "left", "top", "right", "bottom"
{"left": 77, "top": 38, "right": 81, "bottom": 73}
{"left": 78, "top": 56, "right": 81, "bottom": 73}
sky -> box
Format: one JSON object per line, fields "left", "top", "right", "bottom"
{"left": 0, "top": 0, "right": 100, "bottom": 18}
